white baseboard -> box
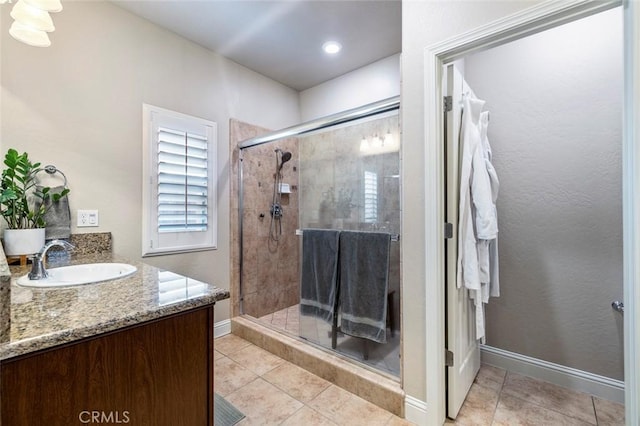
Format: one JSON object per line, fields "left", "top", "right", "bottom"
{"left": 481, "top": 345, "right": 624, "bottom": 404}
{"left": 404, "top": 394, "right": 428, "bottom": 425}
{"left": 214, "top": 319, "right": 231, "bottom": 338}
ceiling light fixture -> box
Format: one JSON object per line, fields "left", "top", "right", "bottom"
{"left": 9, "top": 20, "right": 51, "bottom": 47}
{"left": 322, "top": 41, "right": 342, "bottom": 55}
{"left": 24, "top": 0, "right": 62, "bottom": 12}
{"left": 6, "top": 0, "right": 62, "bottom": 47}
{"left": 11, "top": 0, "right": 55, "bottom": 31}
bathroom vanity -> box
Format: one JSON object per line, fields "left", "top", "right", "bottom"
{"left": 0, "top": 252, "right": 229, "bottom": 426}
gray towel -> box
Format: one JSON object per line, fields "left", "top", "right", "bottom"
{"left": 300, "top": 229, "right": 341, "bottom": 323}
{"left": 339, "top": 231, "right": 391, "bottom": 344}
{"left": 36, "top": 185, "right": 71, "bottom": 240}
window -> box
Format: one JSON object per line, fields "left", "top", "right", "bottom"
{"left": 363, "top": 170, "right": 378, "bottom": 223}
{"left": 142, "top": 104, "right": 217, "bottom": 256}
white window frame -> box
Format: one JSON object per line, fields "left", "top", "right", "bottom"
{"left": 142, "top": 104, "right": 217, "bottom": 256}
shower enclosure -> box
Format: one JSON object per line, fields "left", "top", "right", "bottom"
{"left": 237, "top": 97, "right": 401, "bottom": 377}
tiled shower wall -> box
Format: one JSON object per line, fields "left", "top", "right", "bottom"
{"left": 231, "top": 119, "right": 300, "bottom": 318}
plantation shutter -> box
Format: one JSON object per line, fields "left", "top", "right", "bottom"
{"left": 142, "top": 104, "right": 217, "bottom": 256}
{"left": 157, "top": 127, "right": 209, "bottom": 233}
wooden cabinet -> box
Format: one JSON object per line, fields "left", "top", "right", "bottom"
{"left": 1, "top": 306, "right": 214, "bottom": 426}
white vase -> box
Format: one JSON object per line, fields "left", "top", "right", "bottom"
{"left": 2, "top": 228, "right": 46, "bottom": 256}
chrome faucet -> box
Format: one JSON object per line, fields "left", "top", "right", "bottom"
{"left": 28, "top": 240, "right": 75, "bottom": 280}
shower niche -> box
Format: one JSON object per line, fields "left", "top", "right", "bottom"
{"left": 238, "top": 105, "right": 401, "bottom": 378}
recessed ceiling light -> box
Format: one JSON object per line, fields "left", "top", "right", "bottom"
{"left": 322, "top": 41, "right": 342, "bottom": 54}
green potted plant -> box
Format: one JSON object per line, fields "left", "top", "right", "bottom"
{"left": 0, "top": 149, "right": 70, "bottom": 256}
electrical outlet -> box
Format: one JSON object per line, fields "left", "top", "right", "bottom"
{"left": 77, "top": 210, "right": 99, "bottom": 227}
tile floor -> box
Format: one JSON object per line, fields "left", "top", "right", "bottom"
{"left": 215, "top": 333, "right": 411, "bottom": 425}
{"left": 259, "top": 304, "right": 400, "bottom": 377}
{"left": 446, "top": 364, "right": 625, "bottom": 426}
{"left": 215, "top": 334, "right": 625, "bottom": 425}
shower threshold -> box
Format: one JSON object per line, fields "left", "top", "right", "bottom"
{"left": 258, "top": 304, "right": 400, "bottom": 379}
{"left": 231, "top": 315, "right": 404, "bottom": 417}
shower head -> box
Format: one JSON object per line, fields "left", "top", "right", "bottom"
{"left": 281, "top": 151, "right": 292, "bottom": 164}
{"left": 275, "top": 149, "right": 292, "bottom": 171}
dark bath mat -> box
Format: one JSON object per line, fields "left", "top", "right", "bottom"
{"left": 215, "top": 393, "right": 246, "bottom": 426}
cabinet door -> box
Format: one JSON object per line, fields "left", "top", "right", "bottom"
{"left": 1, "top": 306, "right": 214, "bottom": 426}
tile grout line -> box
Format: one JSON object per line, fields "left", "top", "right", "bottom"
{"left": 251, "top": 351, "right": 338, "bottom": 416}
{"left": 496, "top": 394, "right": 599, "bottom": 425}
{"left": 262, "top": 366, "right": 332, "bottom": 405}
{"left": 488, "top": 370, "right": 508, "bottom": 425}
{"left": 217, "top": 335, "right": 405, "bottom": 425}
{"left": 503, "top": 371, "right": 605, "bottom": 425}
{"left": 215, "top": 335, "right": 253, "bottom": 357}
{"left": 591, "top": 396, "right": 600, "bottom": 426}
{"left": 284, "top": 305, "right": 289, "bottom": 330}
{"left": 277, "top": 403, "right": 305, "bottom": 426}
{"left": 301, "top": 402, "right": 341, "bottom": 426}
{"left": 223, "top": 375, "right": 261, "bottom": 401}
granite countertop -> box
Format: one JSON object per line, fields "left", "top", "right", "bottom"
{"left": 0, "top": 252, "right": 229, "bottom": 361}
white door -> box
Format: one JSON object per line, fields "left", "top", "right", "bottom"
{"left": 445, "top": 62, "right": 481, "bottom": 419}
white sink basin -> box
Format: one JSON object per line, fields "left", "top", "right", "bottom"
{"left": 16, "top": 263, "right": 137, "bottom": 288}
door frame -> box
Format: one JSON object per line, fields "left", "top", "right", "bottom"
{"left": 422, "top": 1, "right": 638, "bottom": 424}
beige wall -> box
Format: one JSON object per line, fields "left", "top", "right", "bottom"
{"left": 299, "top": 53, "right": 400, "bottom": 121}
{"left": 401, "top": 0, "right": 543, "bottom": 403}
{"left": 0, "top": 1, "right": 300, "bottom": 323}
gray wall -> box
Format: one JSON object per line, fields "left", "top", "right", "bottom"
{"left": 464, "top": 7, "right": 624, "bottom": 380}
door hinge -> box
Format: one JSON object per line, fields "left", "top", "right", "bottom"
{"left": 445, "top": 349, "right": 454, "bottom": 367}
{"left": 444, "top": 222, "right": 453, "bottom": 239}
{"left": 444, "top": 96, "right": 453, "bottom": 112}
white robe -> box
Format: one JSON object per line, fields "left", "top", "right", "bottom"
{"left": 479, "top": 111, "right": 500, "bottom": 300}
{"left": 456, "top": 93, "right": 499, "bottom": 341}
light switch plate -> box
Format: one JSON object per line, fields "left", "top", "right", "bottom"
{"left": 77, "top": 209, "right": 99, "bottom": 227}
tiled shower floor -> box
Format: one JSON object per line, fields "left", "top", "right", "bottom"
{"left": 259, "top": 304, "right": 400, "bottom": 377}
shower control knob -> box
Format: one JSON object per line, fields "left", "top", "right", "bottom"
{"left": 270, "top": 203, "right": 283, "bottom": 219}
